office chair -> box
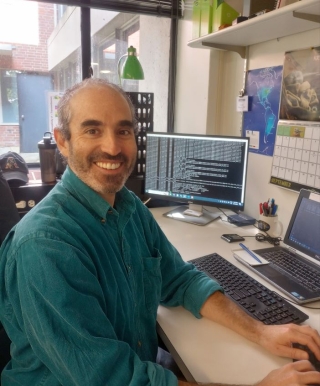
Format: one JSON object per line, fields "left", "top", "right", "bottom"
{"left": 0, "top": 169, "right": 20, "bottom": 245}
{"left": 0, "top": 169, "right": 21, "bottom": 379}
{"left": 0, "top": 324, "right": 11, "bottom": 375}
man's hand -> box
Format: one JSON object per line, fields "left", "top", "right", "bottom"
{"left": 178, "top": 360, "right": 320, "bottom": 386}
{"left": 256, "top": 323, "right": 320, "bottom": 361}
{"left": 256, "top": 360, "right": 320, "bottom": 386}
{"left": 200, "top": 292, "right": 320, "bottom": 362}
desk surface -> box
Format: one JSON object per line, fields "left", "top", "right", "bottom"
{"left": 150, "top": 207, "right": 320, "bottom": 385}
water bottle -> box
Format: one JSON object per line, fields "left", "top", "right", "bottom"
{"left": 38, "top": 132, "right": 57, "bottom": 183}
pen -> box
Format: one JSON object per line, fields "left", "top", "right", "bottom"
{"left": 239, "top": 243, "right": 262, "bottom": 264}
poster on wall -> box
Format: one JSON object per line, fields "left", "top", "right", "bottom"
{"left": 269, "top": 120, "right": 320, "bottom": 193}
{"left": 279, "top": 46, "right": 320, "bottom": 122}
{"left": 242, "top": 65, "right": 283, "bottom": 156}
{"left": 48, "top": 92, "right": 63, "bottom": 132}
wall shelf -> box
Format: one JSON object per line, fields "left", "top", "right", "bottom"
{"left": 188, "top": 0, "right": 320, "bottom": 58}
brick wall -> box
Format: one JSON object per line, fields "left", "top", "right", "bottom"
{"left": 0, "top": 125, "right": 19, "bottom": 147}
{"left": 0, "top": 3, "right": 54, "bottom": 148}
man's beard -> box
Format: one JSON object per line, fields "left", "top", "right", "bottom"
{"left": 67, "top": 147, "right": 136, "bottom": 195}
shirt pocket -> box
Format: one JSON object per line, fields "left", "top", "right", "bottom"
{"left": 142, "top": 249, "right": 162, "bottom": 313}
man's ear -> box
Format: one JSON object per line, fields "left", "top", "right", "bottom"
{"left": 54, "top": 128, "right": 69, "bottom": 158}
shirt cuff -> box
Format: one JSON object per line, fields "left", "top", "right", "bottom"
{"left": 183, "top": 273, "right": 224, "bottom": 319}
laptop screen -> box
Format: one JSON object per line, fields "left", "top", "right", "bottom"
{"left": 284, "top": 190, "right": 320, "bottom": 263}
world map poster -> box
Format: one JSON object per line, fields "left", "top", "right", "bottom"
{"left": 242, "top": 66, "right": 283, "bottom": 156}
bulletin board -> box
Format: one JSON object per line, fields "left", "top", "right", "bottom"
{"left": 269, "top": 120, "right": 320, "bottom": 193}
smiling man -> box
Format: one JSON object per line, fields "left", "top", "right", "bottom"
{"left": 55, "top": 80, "right": 137, "bottom": 206}
{"left": 0, "top": 78, "right": 319, "bottom": 386}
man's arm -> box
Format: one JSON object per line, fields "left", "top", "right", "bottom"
{"left": 173, "top": 290, "right": 320, "bottom": 386}
{"left": 200, "top": 291, "right": 320, "bottom": 361}
{"left": 177, "top": 360, "right": 320, "bottom": 386}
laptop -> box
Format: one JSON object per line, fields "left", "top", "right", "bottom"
{"left": 234, "top": 189, "right": 320, "bottom": 304}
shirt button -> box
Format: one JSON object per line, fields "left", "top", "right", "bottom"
{"left": 100, "top": 218, "right": 106, "bottom": 224}
{"left": 127, "top": 265, "right": 131, "bottom": 272}
{"left": 138, "top": 341, "right": 142, "bottom": 347}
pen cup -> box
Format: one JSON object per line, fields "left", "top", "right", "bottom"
{"left": 259, "top": 214, "right": 283, "bottom": 238}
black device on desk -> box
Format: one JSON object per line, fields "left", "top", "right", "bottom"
{"left": 189, "top": 253, "right": 308, "bottom": 325}
{"left": 144, "top": 133, "right": 249, "bottom": 226}
{"left": 221, "top": 234, "right": 245, "bottom": 243}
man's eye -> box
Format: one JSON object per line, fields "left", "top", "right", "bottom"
{"left": 119, "top": 129, "right": 133, "bottom": 136}
{"left": 86, "top": 128, "right": 98, "bottom": 135}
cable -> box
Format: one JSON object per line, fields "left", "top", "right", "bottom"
{"left": 218, "top": 208, "right": 244, "bottom": 223}
{"left": 255, "top": 232, "right": 282, "bottom": 246}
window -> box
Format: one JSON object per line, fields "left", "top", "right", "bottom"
{"left": 0, "top": 70, "right": 19, "bottom": 124}
{"left": 0, "top": 0, "right": 176, "bottom": 164}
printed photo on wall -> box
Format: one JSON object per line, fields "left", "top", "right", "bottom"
{"left": 279, "top": 46, "right": 320, "bottom": 122}
{"left": 242, "top": 66, "right": 283, "bottom": 156}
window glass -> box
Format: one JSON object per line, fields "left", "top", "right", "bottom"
{"left": 0, "top": 70, "right": 19, "bottom": 123}
{"left": 0, "top": 0, "right": 81, "bottom": 163}
{"left": 0, "top": 1, "right": 170, "bottom": 165}
{"left": 91, "top": 10, "right": 171, "bottom": 132}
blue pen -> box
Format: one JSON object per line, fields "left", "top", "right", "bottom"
{"left": 239, "top": 243, "right": 262, "bottom": 264}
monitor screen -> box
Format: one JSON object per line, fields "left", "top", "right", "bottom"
{"left": 144, "top": 132, "right": 250, "bottom": 225}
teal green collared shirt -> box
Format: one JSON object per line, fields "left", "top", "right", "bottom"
{"left": 0, "top": 167, "right": 222, "bottom": 386}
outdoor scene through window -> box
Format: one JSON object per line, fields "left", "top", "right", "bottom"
{"left": 0, "top": 0, "right": 170, "bottom": 165}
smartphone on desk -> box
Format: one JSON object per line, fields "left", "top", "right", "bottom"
{"left": 221, "top": 234, "right": 245, "bottom": 243}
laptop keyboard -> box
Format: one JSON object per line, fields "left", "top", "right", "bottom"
{"left": 258, "top": 250, "right": 320, "bottom": 293}
{"left": 189, "top": 253, "right": 309, "bottom": 325}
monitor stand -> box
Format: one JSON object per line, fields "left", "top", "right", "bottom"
{"left": 163, "top": 204, "right": 221, "bottom": 226}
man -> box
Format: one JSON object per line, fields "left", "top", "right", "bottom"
{"left": 0, "top": 78, "right": 319, "bottom": 386}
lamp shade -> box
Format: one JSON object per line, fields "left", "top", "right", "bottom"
{"left": 121, "top": 46, "right": 144, "bottom": 80}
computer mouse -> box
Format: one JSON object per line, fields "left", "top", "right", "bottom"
{"left": 292, "top": 343, "right": 320, "bottom": 385}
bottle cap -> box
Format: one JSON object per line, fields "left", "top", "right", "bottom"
{"left": 38, "top": 132, "right": 57, "bottom": 149}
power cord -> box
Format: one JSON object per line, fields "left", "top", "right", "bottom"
{"left": 255, "top": 232, "right": 282, "bottom": 246}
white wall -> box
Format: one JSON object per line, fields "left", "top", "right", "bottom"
{"left": 139, "top": 16, "right": 171, "bottom": 132}
{"left": 175, "top": 15, "right": 320, "bottom": 233}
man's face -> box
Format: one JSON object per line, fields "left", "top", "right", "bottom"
{"left": 55, "top": 86, "right": 137, "bottom": 205}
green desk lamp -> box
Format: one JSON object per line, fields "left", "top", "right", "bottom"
{"left": 118, "top": 46, "right": 144, "bottom": 86}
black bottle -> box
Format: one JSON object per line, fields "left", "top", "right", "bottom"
{"left": 38, "top": 132, "right": 57, "bottom": 183}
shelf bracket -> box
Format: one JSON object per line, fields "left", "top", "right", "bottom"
{"left": 202, "top": 42, "right": 246, "bottom": 59}
{"left": 292, "top": 11, "right": 320, "bottom": 24}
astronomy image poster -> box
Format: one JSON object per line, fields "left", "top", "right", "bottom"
{"left": 279, "top": 46, "right": 320, "bottom": 122}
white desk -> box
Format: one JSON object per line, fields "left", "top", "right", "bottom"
{"left": 150, "top": 207, "right": 320, "bottom": 385}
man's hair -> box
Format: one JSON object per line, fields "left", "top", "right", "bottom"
{"left": 56, "top": 78, "right": 137, "bottom": 140}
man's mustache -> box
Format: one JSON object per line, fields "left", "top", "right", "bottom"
{"left": 89, "top": 153, "right": 127, "bottom": 163}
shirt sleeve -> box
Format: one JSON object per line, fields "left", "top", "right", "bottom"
{"left": 145, "top": 208, "right": 224, "bottom": 319}
{"left": 9, "top": 236, "right": 179, "bottom": 386}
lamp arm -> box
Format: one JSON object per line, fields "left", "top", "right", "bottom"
{"left": 117, "top": 53, "right": 127, "bottom": 86}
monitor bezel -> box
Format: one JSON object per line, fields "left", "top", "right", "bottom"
{"left": 144, "top": 132, "right": 250, "bottom": 213}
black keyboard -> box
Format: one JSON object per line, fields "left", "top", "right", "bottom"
{"left": 189, "top": 253, "right": 309, "bottom": 325}
{"left": 257, "top": 249, "right": 320, "bottom": 293}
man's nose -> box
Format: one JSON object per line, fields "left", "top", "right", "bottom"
{"left": 100, "top": 133, "right": 121, "bottom": 155}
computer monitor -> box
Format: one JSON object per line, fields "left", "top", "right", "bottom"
{"left": 144, "top": 132, "right": 250, "bottom": 225}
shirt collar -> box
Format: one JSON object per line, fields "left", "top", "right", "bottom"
{"left": 60, "top": 167, "right": 136, "bottom": 220}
